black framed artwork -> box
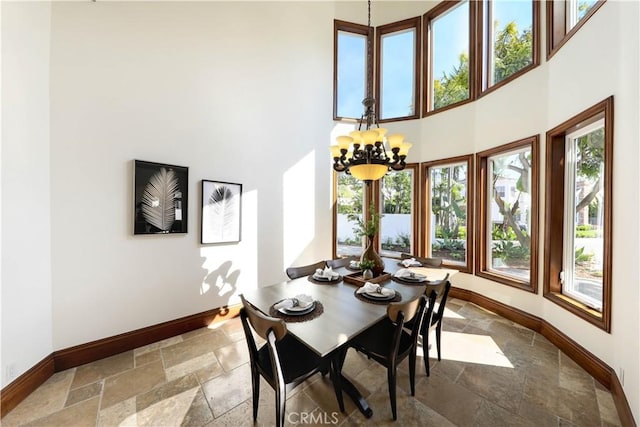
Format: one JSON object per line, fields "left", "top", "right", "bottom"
{"left": 134, "top": 160, "right": 188, "bottom": 235}
{"left": 201, "top": 180, "right": 242, "bottom": 244}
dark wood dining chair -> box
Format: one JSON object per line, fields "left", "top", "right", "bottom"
{"left": 405, "top": 275, "right": 451, "bottom": 376}
{"left": 341, "top": 292, "right": 435, "bottom": 420}
{"left": 326, "top": 256, "right": 358, "bottom": 269}
{"left": 400, "top": 252, "right": 443, "bottom": 268}
{"left": 285, "top": 260, "right": 326, "bottom": 279}
{"left": 239, "top": 295, "right": 342, "bottom": 426}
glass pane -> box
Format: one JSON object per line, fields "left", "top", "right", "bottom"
{"left": 431, "top": 1, "right": 470, "bottom": 110}
{"left": 430, "top": 163, "right": 468, "bottom": 265}
{"left": 379, "top": 170, "right": 414, "bottom": 257}
{"left": 336, "top": 174, "right": 364, "bottom": 257}
{"left": 564, "top": 125, "right": 605, "bottom": 309}
{"left": 487, "top": 148, "right": 532, "bottom": 280}
{"left": 487, "top": 0, "right": 533, "bottom": 86}
{"left": 337, "top": 31, "right": 367, "bottom": 119}
{"left": 569, "top": 0, "right": 599, "bottom": 29}
{"left": 380, "top": 28, "right": 416, "bottom": 119}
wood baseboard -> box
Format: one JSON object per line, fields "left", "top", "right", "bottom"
{"left": 449, "top": 287, "right": 636, "bottom": 427}
{"left": 1, "top": 304, "right": 240, "bottom": 418}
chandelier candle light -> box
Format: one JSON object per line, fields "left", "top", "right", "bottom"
{"left": 330, "top": 0, "right": 412, "bottom": 183}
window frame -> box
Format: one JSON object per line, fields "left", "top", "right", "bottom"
{"left": 333, "top": 20, "right": 373, "bottom": 121}
{"left": 475, "top": 136, "right": 540, "bottom": 292}
{"left": 421, "top": 155, "right": 475, "bottom": 273}
{"left": 546, "top": 0, "right": 606, "bottom": 60}
{"left": 423, "top": 0, "right": 478, "bottom": 117}
{"left": 375, "top": 17, "right": 422, "bottom": 123}
{"left": 478, "top": 0, "right": 540, "bottom": 97}
{"left": 544, "top": 96, "right": 613, "bottom": 332}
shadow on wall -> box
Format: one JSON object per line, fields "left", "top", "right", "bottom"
{"left": 201, "top": 260, "right": 240, "bottom": 302}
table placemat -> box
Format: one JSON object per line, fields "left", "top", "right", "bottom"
{"left": 353, "top": 289, "right": 401, "bottom": 305}
{"left": 269, "top": 301, "right": 324, "bottom": 322}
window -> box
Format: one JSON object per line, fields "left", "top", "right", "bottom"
{"left": 422, "top": 155, "right": 474, "bottom": 273}
{"left": 333, "top": 173, "right": 366, "bottom": 258}
{"left": 547, "top": 0, "right": 606, "bottom": 59}
{"left": 376, "top": 17, "right": 421, "bottom": 121}
{"left": 476, "top": 136, "right": 539, "bottom": 292}
{"left": 377, "top": 165, "right": 418, "bottom": 258}
{"left": 424, "top": 1, "right": 473, "bottom": 114}
{"left": 481, "top": 0, "right": 539, "bottom": 92}
{"left": 334, "top": 20, "right": 371, "bottom": 120}
{"left": 544, "top": 97, "right": 613, "bottom": 331}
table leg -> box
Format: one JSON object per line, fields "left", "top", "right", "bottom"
{"left": 330, "top": 348, "right": 373, "bottom": 418}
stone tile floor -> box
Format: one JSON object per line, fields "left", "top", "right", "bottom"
{"left": 1, "top": 299, "right": 622, "bottom": 426}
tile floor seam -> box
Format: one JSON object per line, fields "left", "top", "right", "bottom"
{"left": 95, "top": 379, "right": 105, "bottom": 427}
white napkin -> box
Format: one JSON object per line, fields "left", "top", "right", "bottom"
{"left": 395, "top": 268, "right": 427, "bottom": 280}
{"left": 273, "top": 294, "right": 314, "bottom": 310}
{"left": 356, "top": 282, "right": 395, "bottom": 296}
{"left": 349, "top": 260, "right": 361, "bottom": 269}
{"left": 314, "top": 266, "right": 339, "bottom": 279}
{"left": 401, "top": 258, "right": 422, "bottom": 267}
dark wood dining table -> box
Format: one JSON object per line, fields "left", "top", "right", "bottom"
{"left": 240, "top": 257, "right": 451, "bottom": 417}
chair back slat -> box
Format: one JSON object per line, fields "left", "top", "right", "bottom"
{"left": 326, "top": 256, "right": 357, "bottom": 269}
{"left": 286, "top": 260, "right": 326, "bottom": 279}
{"left": 400, "top": 253, "right": 443, "bottom": 268}
{"left": 240, "top": 295, "right": 287, "bottom": 341}
{"left": 387, "top": 293, "right": 423, "bottom": 325}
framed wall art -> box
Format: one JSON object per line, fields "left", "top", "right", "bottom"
{"left": 134, "top": 160, "right": 188, "bottom": 235}
{"left": 201, "top": 180, "right": 242, "bottom": 244}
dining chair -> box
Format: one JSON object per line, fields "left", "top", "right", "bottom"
{"left": 342, "top": 292, "right": 435, "bottom": 420}
{"left": 405, "top": 275, "right": 451, "bottom": 376}
{"left": 285, "top": 260, "right": 326, "bottom": 279}
{"left": 239, "top": 295, "right": 343, "bottom": 426}
{"left": 400, "top": 252, "right": 443, "bottom": 268}
{"left": 326, "top": 256, "right": 358, "bottom": 269}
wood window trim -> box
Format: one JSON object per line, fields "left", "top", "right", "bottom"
{"left": 423, "top": 0, "right": 478, "bottom": 117}
{"left": 543, "top": 96, "right": 613, "bottom": 332}
{"left": 546, "top": 0, "right": 607, "bottom": 60}
{"left": 475, "top": 136, "right": 540, "bottom": 293}
{"left": 477, "top": 0, "right": 541, "bottom": 98}
{"left": 375, "top": 17, "right": 422, "bottom": 123}
{"left": 421, "top": 155, "right": 475, "bottom": 273}
{"left": 333, "top": 20, "right": 372, "bottom": 121}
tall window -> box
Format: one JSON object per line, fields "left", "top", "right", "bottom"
{"left": 545, "top": 97, "right": 613, "bottom": 331}
{"left": 547, "top": 0, "right": 606, "bottom": 59}
{"left": 334, "top": 174, "right": 365, "bottom": 258}
{"left": 376, "top": 17, "right": 421, "bottom": 121}
{"left": 476, "top": 136, "right": 539, "bottom": 292}
{"left": 334, "top": 20, "right": 370, "bottom": 120}
{"left": 423, "top": 155, "right": 474, "bottom": 273}
{"left": 424, "top": 1, "right": 472, "bottom": 114}
{"left": 378, "top": 166, "right": 418, "bottom": 258}
{"left": 481, "top": 0, "right": 538, "bottom": 91}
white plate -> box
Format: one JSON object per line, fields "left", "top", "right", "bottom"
{"left": 313, "top": 274, "right": 339, "bottom": 281}
{"left": 279, "top": 301, "right": 316, "bottom": 315}
{"left": 395, "top": 274, "right": 427, "bottom": 282}
{"left": 363, "top": 291, "right": 395, "bottom": 300}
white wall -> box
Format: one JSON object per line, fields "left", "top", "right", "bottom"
{"left": 1, "top": 1, "right": 53, "bottom": 389}
{"left": 416, "top": 1, "right": 639, "bottom": 419}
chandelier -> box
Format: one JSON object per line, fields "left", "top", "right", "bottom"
{"left": 330, "top": 0, "right": 412, "bottom": 183}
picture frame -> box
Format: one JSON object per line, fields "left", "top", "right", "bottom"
{"left": 201, "top": 180, "right": 242, "bottom": 244}
{"left": 134, "top": 160, "right": 188, "bottom": 235}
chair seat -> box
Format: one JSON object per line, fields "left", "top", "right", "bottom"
{"left": 257, "top": 334, "right": 323, "bottom": 384}
{"left": 351, "top": 318, "right": 414, "bottom": 362}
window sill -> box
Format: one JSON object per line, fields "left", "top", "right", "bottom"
{"left": 543, "top": 291, "right": 608, "bottom": 332}
{"left": 475, "top": 270, "right": 536, "bottom": 293}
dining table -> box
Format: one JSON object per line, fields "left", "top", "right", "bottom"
{"left": 240, "top": 257, "right": 455, "bottom": 418}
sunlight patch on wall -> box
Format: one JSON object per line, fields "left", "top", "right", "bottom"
{"left": 199, "top": 189, "right": 258, "bottom": 306}
{"left": 419, "top": 331, "right": 514, "bottom": 368}
{"left": 283, "top": 151, "right": 316, "bottom": 268}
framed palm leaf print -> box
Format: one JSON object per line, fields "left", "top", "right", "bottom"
{"left": 134, "top": 160, "right": 188, "bottom": 235}
{"left": 201, "top": 180, "right": 242, "bottom": 244}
